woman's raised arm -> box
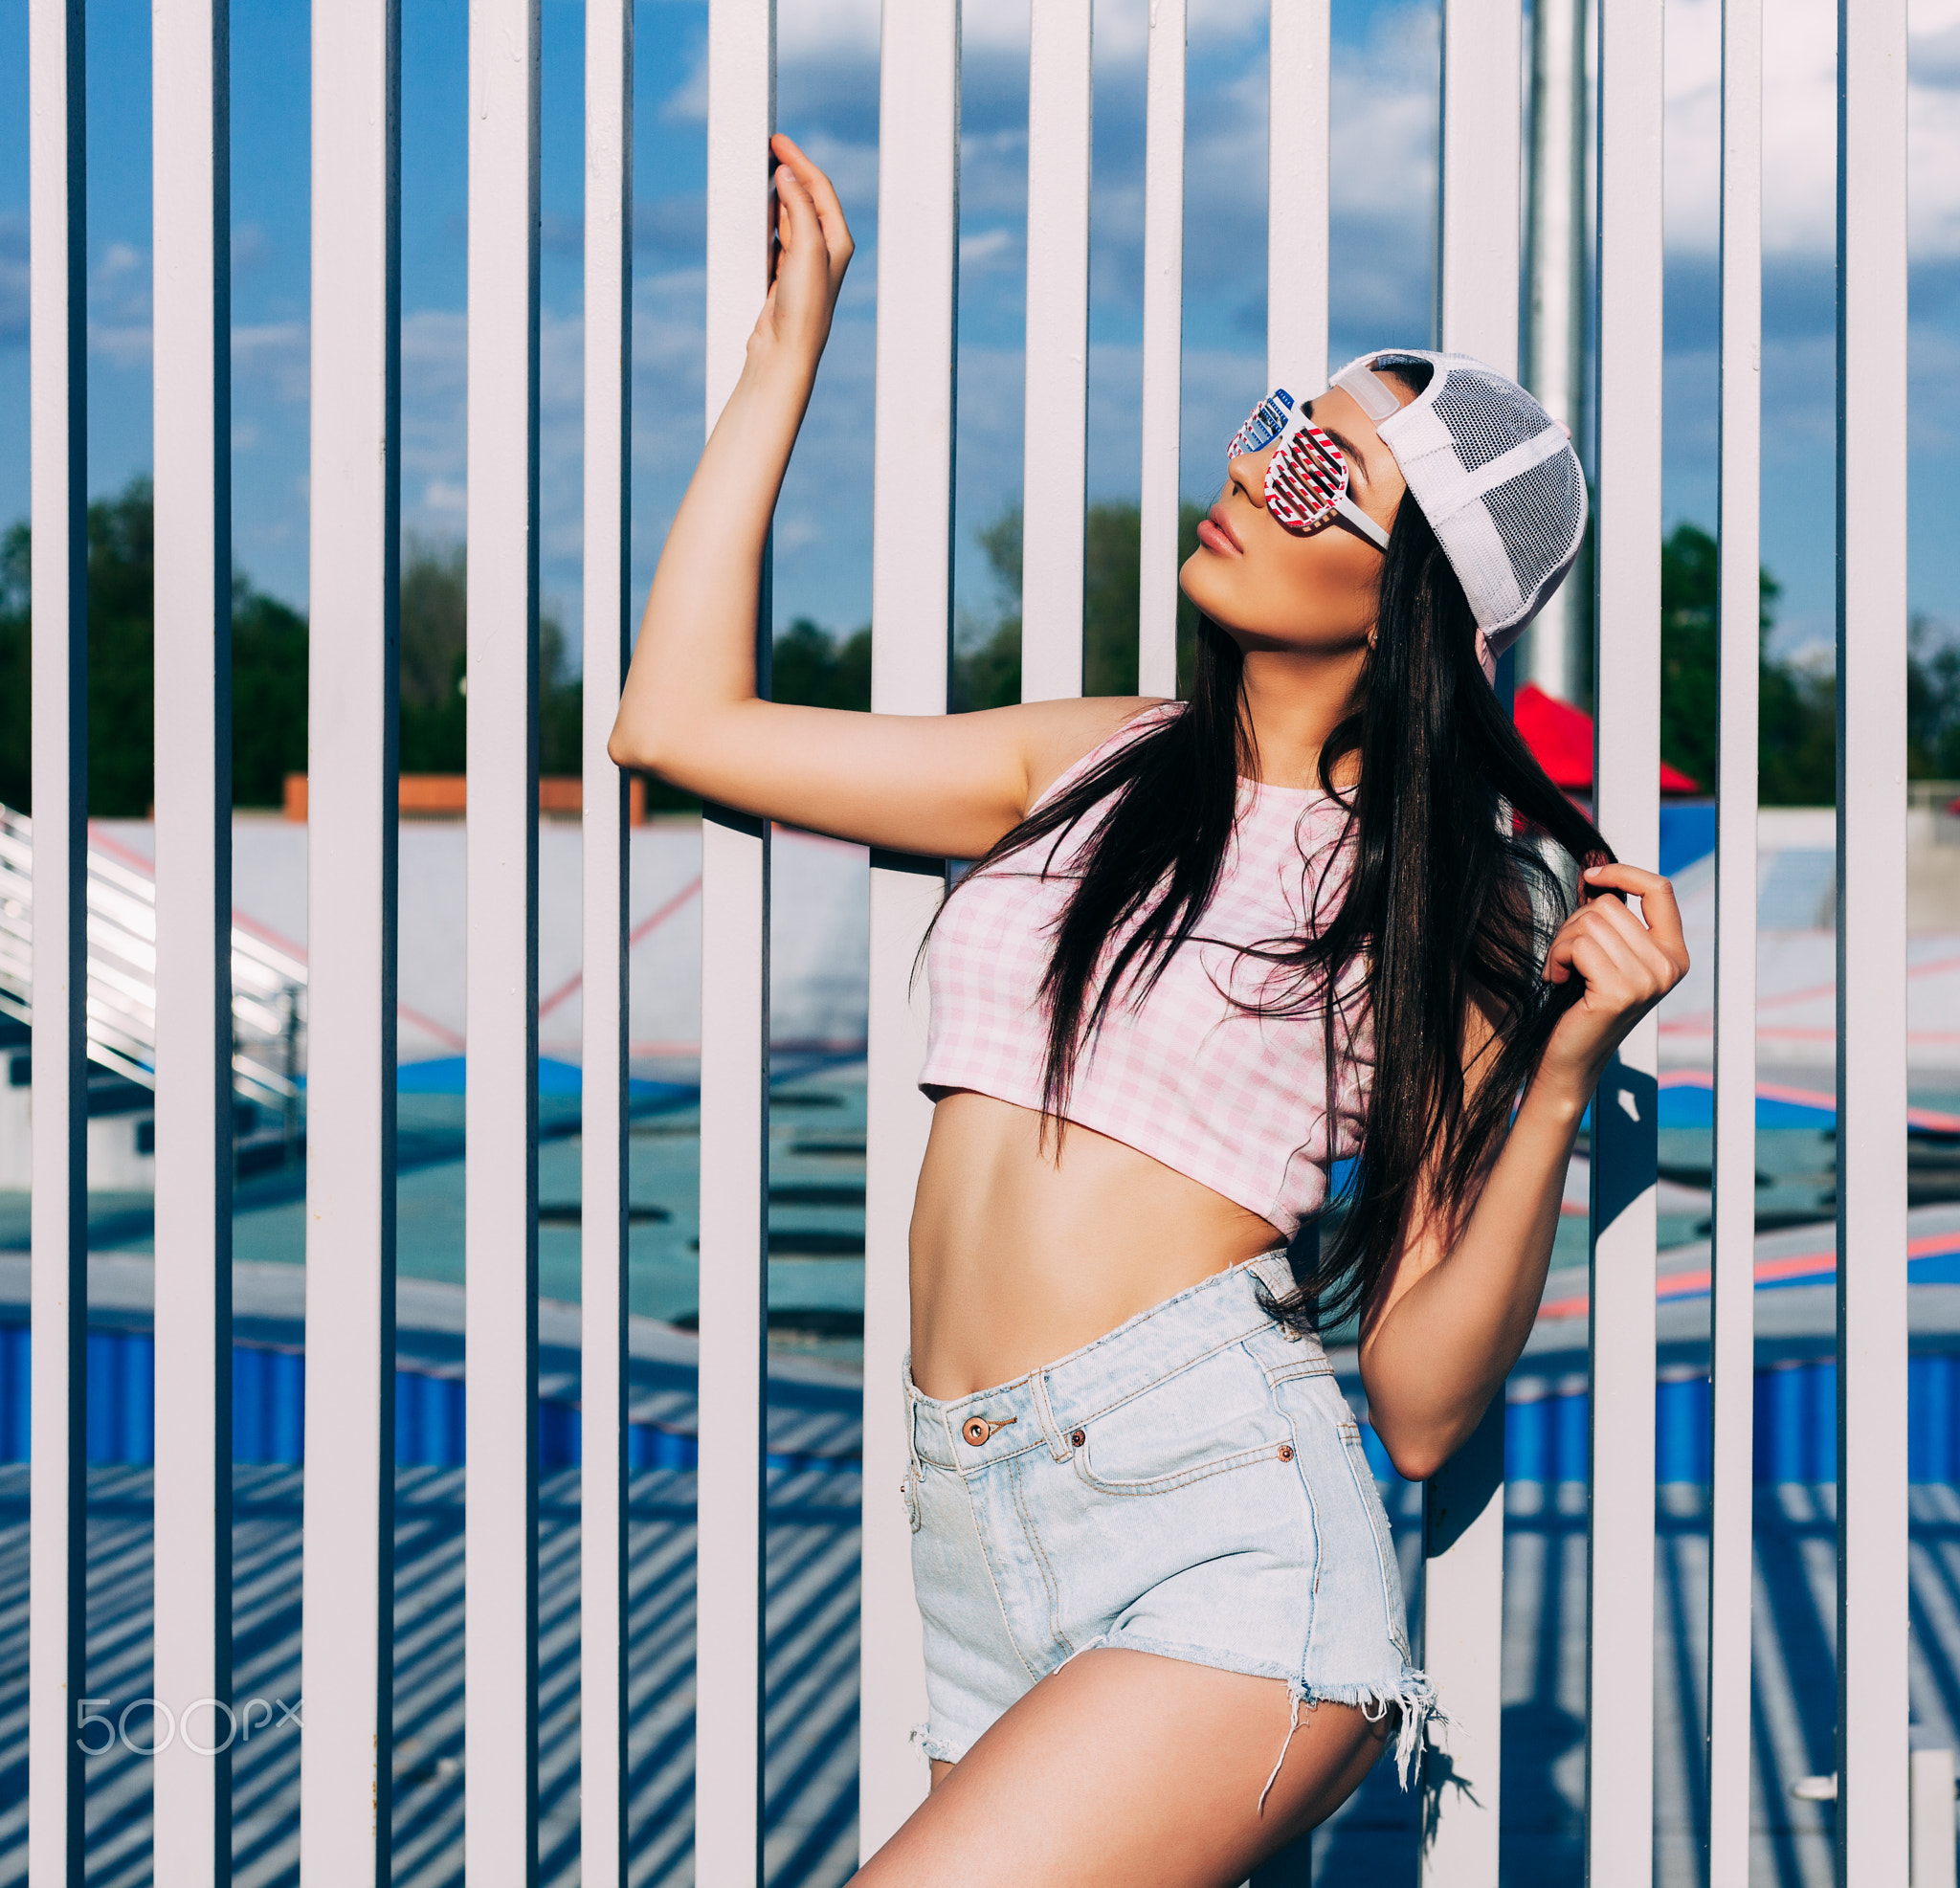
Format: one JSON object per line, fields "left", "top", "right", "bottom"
{"left": 609, "top": 135, "right": 1148, "bottom": 857}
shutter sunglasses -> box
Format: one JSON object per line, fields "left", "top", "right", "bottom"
{"left": 1227, "top": 389, "right": 1390, "bottom": 550}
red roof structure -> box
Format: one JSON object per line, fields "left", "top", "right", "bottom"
{"left": 1513, "top": 683, "right": 1700, "bottom": 795}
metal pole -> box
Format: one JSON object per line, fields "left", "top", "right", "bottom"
{"left": 27, "top": 0, "right": 88, "bottom": 1877}
{"left": 150, "top": 0, "right": 234, "bottom": 1870}
{"left": 299, "top": 0, "right": 401, "bottom": 1871}
{"left": 1834, "top": 0, "right": 1911, "bottom": 1871}
{"left": 1422, "top": 0, "right": 1523, "bottom": 1877}
{"left": 1524, "top": 0, "right": 1591, "bottom": 701}
{"left": 464, "top": 0, "right": 543, "bottom": 1872}
{"left": 858, "top": 0, "right": 958, "bottom": 1855}
{"left": 1020, "top": 0, "right": 1092, "bottom": 703}
{"left": 580, "top": 0, "right": 633, "bottom": 1878}
{"left": 1705, "top": 0, "right": 1761, "bottom": 1870}
{"left": 1267, "top": 0, "right": 1329, "bottom": 397}
{"left": 1138, "top": 0, "right": 1185, "bottom": 700}
{"left": 696, "top": 2, "right": 775, "bottom": 1877}
{"left": 1587, "top": 0, "right": 1663, "bottom": 1873}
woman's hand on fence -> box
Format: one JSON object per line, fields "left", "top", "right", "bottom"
{"left": 751, "top": 134, "right": 854, "bottom": 374}
{"left": 1536, "top": 862, "right": 1690, "bottom": 1099}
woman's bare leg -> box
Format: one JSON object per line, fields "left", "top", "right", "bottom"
{"left": 853, "top": 1649, "right": 1392, "bottom": 1887}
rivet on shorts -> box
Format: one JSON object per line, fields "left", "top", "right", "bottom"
{"left": 1278, "top": 1442, "right": 1296, "bottom": 1462}
{"left": 1070, "top": 1429, "right": 1085, "bottom": 1449}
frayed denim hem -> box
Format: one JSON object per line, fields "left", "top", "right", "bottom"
{"left": 909, "top": 1723, "right": 969, "bottom": 1766}
{"left": 1291, "top": 1669, "right": 1442, "bottom": 1798}
{"left": 1039, "top": 1633, "right": 1441, "bottom": 1812}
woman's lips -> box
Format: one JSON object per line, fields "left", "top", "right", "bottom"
{"left": 1197, "top": 509, "right": 1242, "bottom": 556}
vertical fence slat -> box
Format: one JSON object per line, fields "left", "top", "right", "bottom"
{"left": 1265, "top": 0, "right": 1328, "bottom": 395}
{"left": 1524, "top": 0, "right": 1588, "bottom": 700}
{"left": 1836, "top": 0, "right": 1911, "bottom": 1870}
{"left": 27, "top": 1, "right": 87, "bottom": 1878}
{"left": 150, "top": 0, "right": 234, "bottom": 1874}
{"left": 581, "top": 0, "right": 633, "bottom": 1880}
{"left": 301, "top": 0, "right": 401, "bottom": 1876}
{"left": 1706, "top": 0, "right": 1760, "bottom": 1871}
{"left": 1420, "top": 5, "right": 1522, "bottom": 1877}
{"left": 1137, "top": 0, "right": 1184, "bottom": 700}
{"left": 464, "top": 0, "right": 542, "bottom": 1873}
{"left": 697, "top": 3, "right": 774, "bottom": 1878}
{"left": 1437, "top": 0, "right": 1523, "bottom": 372}
{"left": 1020, "top": 0, "right": 1092, "bottom": 704}
{"left": 1587, "top": 0, "right": 1662, "bottom": 1874}
{"left": 858, "top": 0, "right": 958, "bottom": 1855}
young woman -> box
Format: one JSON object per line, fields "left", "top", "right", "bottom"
{"left": 611, "top": 138, "right": 1687, "bottom": 1884}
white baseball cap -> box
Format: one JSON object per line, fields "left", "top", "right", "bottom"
{"left": 1330, "top": 349, "right": 1588, "bottom": 681}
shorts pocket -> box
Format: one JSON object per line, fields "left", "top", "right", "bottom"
{"left": 1336, "top": 1419, "right": 1410, "bottom": 1657}
{"left": 1070, "top": 1342, "right": 1295, "bottom": 1497}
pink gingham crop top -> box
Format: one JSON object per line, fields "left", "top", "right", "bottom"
{"left": 919, "top": 703, "right": 1372, "bottom": 1237}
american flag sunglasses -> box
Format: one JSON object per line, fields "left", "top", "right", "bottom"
{"left": 1227, "top": 389, "right": 1391, "bottom": 550}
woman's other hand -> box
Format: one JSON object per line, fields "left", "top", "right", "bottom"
{"left": 1359, "top": 861, "right": 1688, "bottom": 1477}
{"left": 752, "top": 134, "right": 854, "bottom": 374}
{"left": 1537, "top": 862, "right": 1690, "bottom": 1098}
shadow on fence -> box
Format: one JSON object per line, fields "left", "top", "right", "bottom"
{"left": 4, "top": 1467, "right": 1957, "bottom": 1885}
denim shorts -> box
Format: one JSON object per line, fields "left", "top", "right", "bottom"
{"left": 902, "top": 1252, "right": 1436, "bottom": 1790}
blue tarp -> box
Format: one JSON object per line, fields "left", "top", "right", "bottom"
{"left": 394, "top": 1055, "right": 692, "bottom": 1104}
{"left": 1658, "top": 800, "right": 1717, "bottom": 877}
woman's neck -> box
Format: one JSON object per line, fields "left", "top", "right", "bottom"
{"left": 1236, "top": 644, "right": 1369, "bottom": 791}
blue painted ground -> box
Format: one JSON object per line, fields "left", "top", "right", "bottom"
{"left": 0, "top": 1466, "right": 1933, "bottom": 1888}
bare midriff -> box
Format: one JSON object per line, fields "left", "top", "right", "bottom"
{"left": 906, "top": 1089, "right": 1286, "bottom": 1401}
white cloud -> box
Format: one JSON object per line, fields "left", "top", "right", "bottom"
{"left": 958, "top": 226, "right": 1018, "bottom": 273}
{"left": 1665, "top": 0, "right": 1960, "bottom": 259}
{"left": 771, "top": 0, "right": 1263, "bottom": 66}
{"left": 0, "top": 214, "right": 26, "bottom": 348}
{"left": 1913, "top": 0, "right": 1960, "bottom": 257}
{"left": 87, "top": 240, "right": 155, "bottom": 369}
{"left": 234, "top": 322, "right": 309, "bottom": 404}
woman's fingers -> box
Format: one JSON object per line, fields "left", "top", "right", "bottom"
{"left": 1583, "top": 893, "right": 1681, "bottom": 997}
{"left": 770, "top": 133, "right": 854, "bottom": 272}
{"left": 1565, "top": 915, "right": 1646, "bottom": 999}
{"left": 772, "top": 158, "right": 821, "bottom": 255}
{"left": 1580, "top": 861, "right": 1690, "bottom": 974}
{"left": 1545, "top": 922, "right": 1628, "bottom": 996}
{"left": 1545, "top": 908, "right": 1627, "bottom": 986}
{"left": 1544, "top": 900, "right": 1668, "bottom": 1007}
{"left": 762, "top": 149, "right": 848, "bottom": 350}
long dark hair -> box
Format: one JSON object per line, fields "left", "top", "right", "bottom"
{"left": 942, "top": 419, "right": 1610, "bottom": 1330}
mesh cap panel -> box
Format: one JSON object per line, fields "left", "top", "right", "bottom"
{"left": 1329, "top": 349, "right": 1588, "bottom": 676}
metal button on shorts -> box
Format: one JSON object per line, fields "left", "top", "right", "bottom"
{"left": 902, "top": 1251, "right": 1435, "bottom": 1784}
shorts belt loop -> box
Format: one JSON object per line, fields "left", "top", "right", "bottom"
{"left": 1031, "top": 1368, "right": 1072, "bottom": 1463}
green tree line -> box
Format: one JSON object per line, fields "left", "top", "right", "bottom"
{"left": 0, "top": 480, "right": 1947, "bottom": 815}
{"left": 0, "top": 478, "right": 585, "bottom": 815}
{"left": 790, "top": 502, "right": 1865, "bottom": 808}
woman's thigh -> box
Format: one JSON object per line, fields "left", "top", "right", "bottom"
{"left": 852, "top": 1648, "right": 1392, "bottom": 1887}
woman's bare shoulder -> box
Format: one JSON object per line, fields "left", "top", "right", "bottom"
{"left": 1012, "top": 696, "right": 1175, "bottom": 808}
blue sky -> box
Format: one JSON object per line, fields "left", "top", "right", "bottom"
{"left": 1, "top": 0, "right": 1958, "bottom": 672}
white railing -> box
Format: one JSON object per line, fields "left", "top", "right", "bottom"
{"left": 0, "top": 804, "right": 309, "bottom": 1110}
{"left": 19, "top": 0, "right": 1915, "bottom": 1883}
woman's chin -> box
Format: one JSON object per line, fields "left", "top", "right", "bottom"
{"left": 1176, "top": 558, "right": 1231, "bottom": 625}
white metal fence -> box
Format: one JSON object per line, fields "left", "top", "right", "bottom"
{"left": 19, "top": 0, "right": 1914, "bottom": 1880}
